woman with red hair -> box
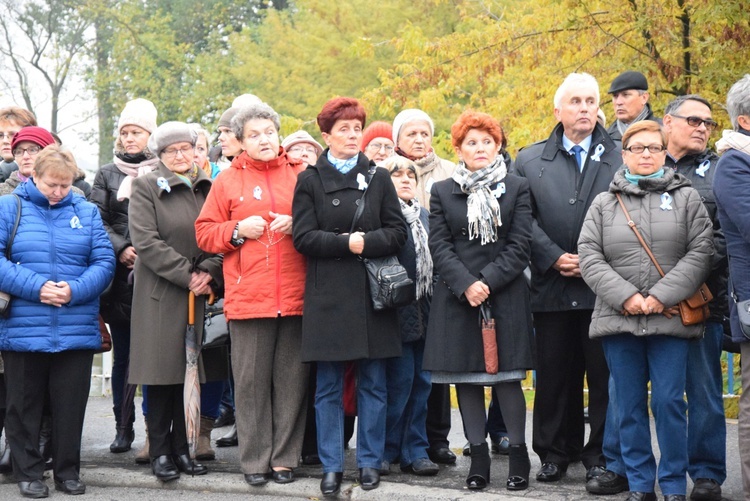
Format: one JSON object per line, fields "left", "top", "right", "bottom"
{"left": 292, "top": 97, "right": 408, "bottom": 496}
{"left": 424, "top": 110, "right": 534, "bottom": 491}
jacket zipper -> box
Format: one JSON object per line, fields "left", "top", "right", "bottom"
{"left": 47, "top": 206, "right": 60, "bottom": 351}
{"left": 265, "top": 168, "right": 282, "bottom": 315}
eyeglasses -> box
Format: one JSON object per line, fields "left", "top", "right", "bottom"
{"left": 670, "top": 114, "right": 718, "bottom": 132}
{"left": 288, "top": 145, "right": 318, "bottom": 154}
{"left": 162, "top": 145, "right": 194, "bottom": 159}
{"left": 624, "top": 144, "right": 666, "bottom": 154}
{"left": 366, "top": 142, "right": 394, "bottom": 152}
{"left": 0, "top": 132, "right": 17, "bottom": 141}
{"left": 13, "top": 145, "right": 42, "bottom": 157}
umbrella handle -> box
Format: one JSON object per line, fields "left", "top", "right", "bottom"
{"left": 188, "top": 290, "right": 196, "bottom": 325}
{"left": 208, "top": 291, "right": 216, "bottom": 305}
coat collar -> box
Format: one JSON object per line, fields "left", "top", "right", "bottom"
{"left": 230, "top": 148, "right": 302, "bottom": 173}
{"left": 154, "top": 162, "right": 212, "bottom": 198}
{"left": 541, "top": 123, "right": 617, "bottom": 163}
{"left": 309, "top": 150, "right": 375, "bottom": 194}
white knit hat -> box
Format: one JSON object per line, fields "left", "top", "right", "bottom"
{"left": 147, "top": 121, "right": 197, "bottom": 158}
{"left": 118, "top": 98, "right": 158, "bottom": 134}
{"left": 392, "top": 109, "right": 435, "bottom": 145}
{"left": 281, "top": 130, "right": 324, "bottom": 156}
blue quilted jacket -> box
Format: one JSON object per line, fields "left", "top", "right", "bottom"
{"left": 0, "top": 180, "right": 115, "bottom": 352}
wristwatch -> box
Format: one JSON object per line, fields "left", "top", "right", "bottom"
{"left": 230, "top": 223, "right": 245, "bottom": 247}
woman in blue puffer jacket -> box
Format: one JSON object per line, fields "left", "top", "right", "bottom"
{"left": 0, "top": 145, "right": 115, "bottom": 499}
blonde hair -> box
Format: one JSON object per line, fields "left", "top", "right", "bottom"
{"left": 33, "top": 145, "right": 79, "bottom": 181}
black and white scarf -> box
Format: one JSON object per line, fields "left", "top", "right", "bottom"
{"left": 400, "top": 198, "right": 433, "bottom": 299}
{"left": 451, "top": 155, "right": 507, "bottom": 245}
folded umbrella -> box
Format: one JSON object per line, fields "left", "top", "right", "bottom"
{"left": 480, "top": 302, "right": 498, "bottom": 374}
{"left": 184, "top": 291, "right": 201, "bottom": 458}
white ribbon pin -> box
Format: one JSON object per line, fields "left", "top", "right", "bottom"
{"left": 660, "top": 192, "right": 673, "bottom": 211}
{"left": 70, "top": 216, "right": 82, "bottom": 229}
{"left": 253, "top": 186, "right": 262, "bottom": 200}
{"left": 156, "top": 177, "right": 171, "bottom": 193}
{"left": 357, "top": 173, "right": 368, "bottom": 191}
{"left": 590, "top": 144, "right": 605, "bottom": 162}
{"left": 695, "top": 160, "right": 711, "bottom": 178}
{"left": 492, "top": 182, "right": 506, "bottom": 198}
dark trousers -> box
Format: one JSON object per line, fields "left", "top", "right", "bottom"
{"left": 426, "top": 383, "right": 452, "bottom": 450}
{"left": 532, "top": 310, "right": 609, "bottom": 468}
{"left": 3, "top": 350, "right": 93, "bottom": 482}
{"left": 146, "top": 384, "right": 188, "bottom": 458}
{"left": 109, "top": 321, "right": 134, "bottom": 427}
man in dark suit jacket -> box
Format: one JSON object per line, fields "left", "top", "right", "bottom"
{"left": 513, "top": 72, "right": 621, "bottom": 485}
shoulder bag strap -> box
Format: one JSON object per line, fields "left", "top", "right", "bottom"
{"left": 614, "top": 192, "right": 666, "bottom": 278}
{"left": 348, "top": 166, "right": 377, "bottom": 234}
{"left": 5, "top": 194, "right": 21, "bottom": 260}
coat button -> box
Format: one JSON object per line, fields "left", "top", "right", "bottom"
{"left": 572, "top": 301, "right": 578, "bottom": 307}
{"left": 461, "top": 228, "right": 467, "bottom": 235}
{"left": 333, "top": 228, "right": 340, "bottom": 234}
{"left": 332, "top": 199, "right": 340, "bottom": 206}
{"left": 569, "top": 198, "right": 576, "bottom": 205}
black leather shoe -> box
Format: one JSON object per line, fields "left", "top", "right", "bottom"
{"left": 213, "top": 407, "right": 235, "bottom": 428}
{"left": 586, "top": 465, "right": 607, "bottom": 481}
{"left": 401, "top": 457, "right": 439, "bottom": 476}
{"left": 586, "top": 469, "right": 629, "bottom": 494}
{"left": 491, "top": 436, "right": 510, "bottom": 455}
{"left": 0, "top": 443, "right": 12, "bottom": 474}
{"left": 536, "top": 462, "right": 566, "bottom": 482}
{"left": 626, "top": 492, "right": 657, "bottom": 501}
{"left": 359, "top": 467, "right": 380, "bottom": 490}
{"left": 320, "top": 472, "right": 342, "bottom": 496}
{"left": 427, "top": 446, "right": 456, "bottom": 465}
{"left": 664, "top": 495, "right": 686, "bottom": 501}
{"left": 244, "top": 473, "right": 268, "bottom": 486}
{"left": 462, "top": 441, "right": 471, "bottom": 456}
{"left": 54, "top": 478, "right": 86, "bottom": 495}
{"left": 151, "top": 455, "right": 180, "bottom": 482}
{"left": 18, "top": 480, "right": 49, "bottom": 499}
{"left": 272, "top": 469, "right": 294, "bottom": 484}
{"left": 215, "top": 424, "right": 238, "bottom": 447}
{"left": 173, "top": 453, "right": 208, "bottom": 475}
{"left": 690, "top": 478, "right": 721, "bottom": 501}
{"left": 301, "top": 453, "right": 321, "bottom": 465}
{"left": 109, "top": 427, "right": 135, "bottom": 453}
{"left": 380, "top": 460, "right": 391, "bottom": 475}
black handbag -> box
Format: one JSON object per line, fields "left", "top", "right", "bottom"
{"left": 0, "top": 195, "right": 22, "bottom": 318}
{"left": 351, "top": 166, "right": 414, "bottom": 311}
{"left": 202, "top": 297, "right": 229, "bottom": 349}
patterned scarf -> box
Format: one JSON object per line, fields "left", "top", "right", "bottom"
{"left": 615, "top": 104, "right": 652, "bottom": 136}
{"left": 174, "top": 165, "right": 200, "bottom": 187}
{"left": 113, "top": 150, "right": 160, "bottom": 201}
{"left": 327, "top": 151, "right": 358, "bottom": 174}
{"left": 451, "top": 155, "right": 507, "bottom": 245}
{"left": 400, "top": 198, "right": 433, "bottom": 299}
{"left": 716, "top": 129, "right": 750, "bottom": 156}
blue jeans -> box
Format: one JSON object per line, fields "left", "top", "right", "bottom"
{"left": 602, "top": 376, "right": 626, "bottom": 475}
{"left": 602, "top": 334, "right": 689, "bottom": 495}
{"left": 200, "top": 380, "right": 225, "bottom": 420}
{"left": 384, "top": 340, "right": 431, "bottom": 466}
{"left": 316, "top": 359, "right": 387, "bottom": 472}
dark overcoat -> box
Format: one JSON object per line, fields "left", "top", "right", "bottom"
{"left": 423, "top": 173, "right": 535, "bottom": 373}
{"left": 513, "top": 123, "right": 621, "bottom": 312}
{"left": 292, "top": 151, "right": 408, "bottom": 362}
{"left": 128, "top": 164, "right": 223, "bottom": 385}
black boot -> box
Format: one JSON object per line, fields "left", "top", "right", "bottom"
{"left": 507, "top": 443, "right": 530, "bottom": 490}
{"left": 466, "top": 442, "right": 490, "bottom": 490}
{"left": 110, "top": 426, "right": 135, "bottom": 453}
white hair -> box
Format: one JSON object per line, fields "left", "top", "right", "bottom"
{"left": 727, "top": 75, "right": 750, "bottom": 131}
{"left": 553, "top": 73, "right": 600, "bottom": 108}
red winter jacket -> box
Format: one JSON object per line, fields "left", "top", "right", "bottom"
{"left": 195, "top": 149, "right": 306, "bottom": 320}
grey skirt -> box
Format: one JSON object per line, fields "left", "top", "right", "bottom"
{"left": 430, "top": 369, "right": 526, "bottom": 385}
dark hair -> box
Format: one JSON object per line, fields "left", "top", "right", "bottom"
{"left": 664, "top": 94, "right": 712, "bottom": 116}
{"left": 621, "top": 120, "right": 667, "bottom": 149}
{"left": 316, "top": 97, "right": 366, "bottom": 134}
{"left": 450, "top": 110, "right": 504, "bottom": 150}
{"left": 0, "top": 106, "right": 37, "bottom": 127}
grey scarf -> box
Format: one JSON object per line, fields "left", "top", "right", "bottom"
{"left": 451, "top": 155, "right": 507, "bottom": 245}
{"left": 615, "top": 104, "right": 652, "bottom": 137}
{"left": 400, "top": 198, "right": 433, "bottom": 299}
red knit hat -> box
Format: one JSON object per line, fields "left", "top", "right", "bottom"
{"left": 11, "top": 126, "right": 55, "bottom": 150}
{"left": 360, "top": 121, "right": 393, "bottom": 152}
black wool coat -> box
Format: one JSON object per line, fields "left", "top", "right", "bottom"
{"left": 513, "top": 123, "right": 621, "bottom": 312}
{"left": 292, "top": 152, "right": 408, "bottom": 362}
{"left": 423, "top": 173, "right": 535, "bottom": 373}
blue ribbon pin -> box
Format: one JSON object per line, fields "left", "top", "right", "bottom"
{"left": 156, "top": 177, "right": 171, "bottom": 193}
{"left": 695, "top": 160, "right": 710, "bottom": 178}
{"left": 660, "top": 192, "right": 673, "bottom": 211}
{"left": 69, "top": 216, "right": 82, "bottom": 229}
{"left": 357, "top": 173, "right": 368, "bottom": 191}
{"left": 253, "top": 186, "right": 262, "bottom": 200}
{"left": 492, "top": 182, "right": 506, "bottom": 198}
{"left": 590, "top": 144, "right": 605, "bottom": 162}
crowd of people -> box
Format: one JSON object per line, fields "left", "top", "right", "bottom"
{"left": 0, "top": 69, "right": 749, "bottom": 501}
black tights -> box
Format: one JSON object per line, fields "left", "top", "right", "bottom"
{"left": 456, "top": 382, "right": 526, "bottom": 445}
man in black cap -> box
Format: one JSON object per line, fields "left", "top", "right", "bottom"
{"left": 607, "top": 70, "right": 660, "bottom": 141}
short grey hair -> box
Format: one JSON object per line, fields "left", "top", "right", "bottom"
{"left": 664, "top": 94, "right": 712, "bottom": 116}
{"left": 383, "top": 155, "right": 419, "bottom": 181}
{"left": 726, "top": 75, "right": 750, "bottom": 131}
{"left": 553, "top": 73, "right": 600, "bottom": 108}
{"left": 231, "top": 102, "right": 281, "bottom": 140}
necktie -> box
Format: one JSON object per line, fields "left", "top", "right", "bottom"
{"left": 571, "top": 145, "right": 584, "bottom": 172}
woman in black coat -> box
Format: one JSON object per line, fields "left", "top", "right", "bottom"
{"left": 292, "top": 97, "right": 408, "bottom": 496}
{"left": 424, "top": 111, "right": 534, "bottom": 491}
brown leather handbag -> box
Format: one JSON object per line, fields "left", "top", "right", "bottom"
{"left": 615, "top": 193, "right": 712, "bottom": 326}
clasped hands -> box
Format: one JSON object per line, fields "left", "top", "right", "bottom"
{"left": 40, "top": 281, "right": 72, "bottom": 307}
{"left": 236, "top": 212, "right": 292, "bottom": 240}
{"left": 622, "top": 293, "right": 679, "bottom": 318}
{"left": 553, "top": 252, "right": 581, "bottom": 278}
{"left": 189, "top": 271, "right": 213, "bottom": 296}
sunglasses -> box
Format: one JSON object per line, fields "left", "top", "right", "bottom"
{"left": 670, "top": 114, "right": 718, "bottom": 131}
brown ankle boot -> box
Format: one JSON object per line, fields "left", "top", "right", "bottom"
{"left": 194, "top": 416, "right": 215, "bottom": 461}
{"left": 135, "top": 418, "right": 150, "bottom": 465}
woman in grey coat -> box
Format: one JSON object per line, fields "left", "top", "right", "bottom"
{"left": 579, "top": 121, "right": 713, "bottom": 501}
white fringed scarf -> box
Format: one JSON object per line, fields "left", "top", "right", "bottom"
{"left": 451, "top": 155, "right": 507, "bottom": 245}
{"left": 400, "top": 198, "right": 433, "bottom": 299}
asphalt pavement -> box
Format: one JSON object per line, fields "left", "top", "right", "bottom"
{"left": 0, "top": 395, "right": 742, "bottom": 500}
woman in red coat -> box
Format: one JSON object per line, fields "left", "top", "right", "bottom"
{"left": 195, "top": 102, "right": 308, "bottom": 487}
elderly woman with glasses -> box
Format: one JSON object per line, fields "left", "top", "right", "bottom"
{"left": 362, "top": 121, "right": 395, "bottom": 165}
{"left": 128, "top": 122, "right": 223, "bottom": 482}
{"left": 579, "top": 120, "right": 713, "bottom": 501}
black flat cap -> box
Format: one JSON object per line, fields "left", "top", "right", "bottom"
{"left": 608, "top": 71, "right": 648, "bottom": 94}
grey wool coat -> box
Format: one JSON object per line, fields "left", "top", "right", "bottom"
{"left": 423, "top": 173, "right": 535, "bottom": 373}
{"left": 292, "top": 152, "right": 408, "bottom": 362}
{"left": 578, "top": 168, "right": 713, "bottom": 340}
{"left": 128, "top": 163, "right": 223, "bottom": 385}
